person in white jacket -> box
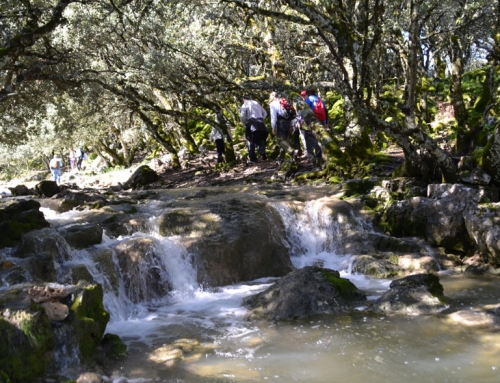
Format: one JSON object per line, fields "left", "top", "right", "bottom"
{"left": 240, "top": 95, "right": 269, "bottom": 164}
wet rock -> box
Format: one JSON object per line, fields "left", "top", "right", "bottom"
{"left": 40, "top": 301, "right": 69, "bottom": 321}
{"left": 43, "top": 189, "right": 109, "bottom": 213}
{"left": 381, "top": 187, "right": 476, "bottom": 252}
{"left": 0, "top": 282, "right": 111, "bottom": 382}
{"left": 446, "top": 304, "right": 500, "bottom": 328}
{"left": 0, "top": 199, "right": 50, "bottom": 248}
{"left": 14, "top": 228, "right": 73, "bottom": 264}
{"left": 35, "top": 180, "right": 60, "bottom": 197}
{"left": 243, "top": 266, "right": 366, "bottom": 321}
{"left": 159, "top": 198, "right": 294, "bottom": 287}
{"left": 58, "top": 223, "right": 103, "bottom": 249}
{"left": 464, "top": 203, "right": 500, "bottom": 266}
{"left": 8, "top": 184, "right": 34, "bottom": 196}
{"left": 101, "top": 333, "right": 127, "bottom": 360}
{"left": 28, "top": 285, "right": 69, "bottom": 303}
{"left": 76, "top": 372, "right": 103, "bottom": 383}
{"left": 373, "top": 273, "right": 447, "bottom": 315}
{"left": 112, "top": 237, "right": 172, "bottom": 303}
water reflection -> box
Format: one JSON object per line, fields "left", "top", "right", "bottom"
{"left": 103, "top": 274, "right": 500, "bottom": 383}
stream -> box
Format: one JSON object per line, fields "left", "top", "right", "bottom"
{"left": 34, "top": 187, "right": 500, "bottom": 382}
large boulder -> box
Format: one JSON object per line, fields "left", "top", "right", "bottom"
{"left": 373, "top": 273, "right": 447, "bottom": 315}
{"left": 381, "top": 184, "right": 487, "bottom": 252}
{"left": 243, "top": 266, "right": 366, "bottom": 321}
{"left": 12, "top": 229, "right": 74, "bottom": 282}
{"left": 112, "top": 237, "right": 172, "bottom": 303}
{"left": 39, "top": 189, "right": 109, "bottom": 213}
{"left": 0, "top": 199, "right": 50, "bottom": 248}
{"left": 35, "top": 180, "right": 60, "bottom": 198}
{"left": 123, "top": 165, "right": 159, "bottom": 190}
{"left": 8, "top": 184, "right": 34, "bottom": 197}
{"left": 159, "top": 198, "right": 293, "bottom": 287}
{"left": 58, "top": 223, "right": 103, "bottom": 249}
{"left": 0, "top": 282, "right": 112, "bottom": 382}
{"left": 464, "top": 203, "right": 500, "bottom": 266}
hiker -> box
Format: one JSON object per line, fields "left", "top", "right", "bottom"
{"left": 210, "top": 112, "right": 230, "bottom": 164}
{"left": 294, "top": 115, "right": 323, "bottom": 167}
{"left": 240, "top": 95, "right": 269, "bottom": 165}
{"left": 49, "top": 154, "right": 63, "bottom": 184}
{"left": 75, "top": 147, "right": 84, "bottom": 170}
{"left": 68, "top": 148, "right": 76, "bottom": 170}
{"left": 269, "top": 91, "right": 298, "bottom": 164}
{"left": 300, "top": 89, "right": 329, "bottom": 129}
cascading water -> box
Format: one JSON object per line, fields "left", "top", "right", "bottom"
{"left": 28, "top": 194, "right": 500, "bottom": 382}
{"left": 272, "top": 199, "right": 352, "bottom": 270}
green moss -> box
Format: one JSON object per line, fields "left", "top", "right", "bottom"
{"left": 70, "top": 284, "right": 110, "bottom": 360}
{"left": 321, "top": 270, "right": 359, "bottom": 299}
{"left": 101, "top": 333, "right": 127, "bottom": 360}
{"left": 0, "top": 310, "right": 55, "bottom": 383}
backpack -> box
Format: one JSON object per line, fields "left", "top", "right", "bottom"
{"left": 50, "top": 158, "right": 60, "bottom": 169}
{"left": 278, "top": 98, "right": 297, "bottom": 121}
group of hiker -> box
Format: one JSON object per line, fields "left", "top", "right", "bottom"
{"left": 211, "top": 89, "right": 328, "bottom": 168}
{"left": 49, "top": 147, "right": 86, "bottom": 184}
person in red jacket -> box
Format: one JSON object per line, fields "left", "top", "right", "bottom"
{"left": 300, "top": 89, "right": 329, "bottom": 128}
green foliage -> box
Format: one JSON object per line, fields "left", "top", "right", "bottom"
{"left": 0, "top": 0, "right": 497, "bottom": 180}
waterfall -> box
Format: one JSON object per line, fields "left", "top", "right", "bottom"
{"left": 272, "top": 199, "right": 354, "bottom": 272}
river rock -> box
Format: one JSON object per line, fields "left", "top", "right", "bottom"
{"left": 76, "top": 372, "right": 103, "bottom": 383}
{"left": 381, "top": 186, "right": 477, "bottom": 252}
{"left": 464, "top": 203, "right": 500, "bottom": 266}
{"left": 14, "top": 228, "right": 73, "bottom": 264}
{"left": 35, "top": 180, "right": 60, "bottom": 197}
{"left": 0, "top": 282, "right": 111, "bottom": 382}
{"left": 122, "top": 165, "right": 159, "bottom": 190}
{"left": 58, "top": 223, "right": 103, "bottom": 249}
{"left": 28, "top": 285, "right": 69, "bottom": 303}
{"left": 40, "top": 189, "right": 109, "bottom": 213}
{"left": 112, "top": 237, "right": 172, "bottom": 302}
{"left": 159, "top": 198, "right": 294, "bottom": 287}
{"left": 445, "top": 304, "right": 500, "bottom": 329}
{"left": 243, "top": 266, "right": 367, "bottom": 321}
{"left": 0, "top": 199, "right": 50, "bottom": 248}
{"left": 8, "top": 184, "right": 34, "bottom": 196}
{"left": 373, "top": 273, "right": 447, "bottom": 315}
{"left": 40, "top": 301, "right": 69, "bottom": 321}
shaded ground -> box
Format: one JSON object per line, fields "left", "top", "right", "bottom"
{"left": 0, "top": 145, "right": 406, "bottom": 193}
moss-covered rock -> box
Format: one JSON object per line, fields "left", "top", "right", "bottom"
{"left": 243, "top": 266, "right": 366, "bottom": 321}
{"left": 101, "top": 333, "right": 127, "bottom": 360}
{"left": 70, "top": 284, "right": 110, "bottom": 360}
{"left": 0, "top": 309, "right": 56, "bottom": 383}
{"left": 123, "top": 165, "right": 159, "bottom": 190}
{"left": 373, "top": 273, "right": 446, "bottom": 315}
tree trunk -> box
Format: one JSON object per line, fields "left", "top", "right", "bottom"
{"left": 135, "top": 109, "right": 180, "bottom": 168}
